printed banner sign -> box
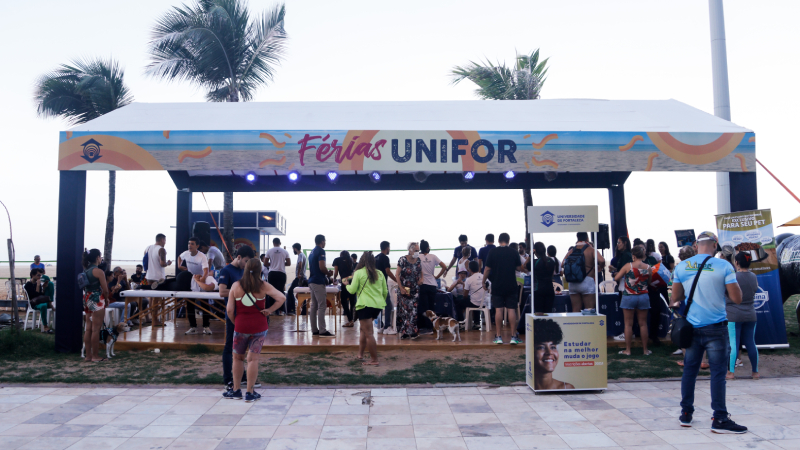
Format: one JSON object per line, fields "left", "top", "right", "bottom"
{"left": 527, "top": 205, "right": 599, "bottom": 234}
{"left": 58, "top": 129, "right": 755, "bottom": 173}
{"left": 526, "top": 314, "right": 607, "bottom": 392}
{"left": 675, "top": 229, "right": 696, "bottom": 247}
{"left": 715, "top": 209, "right": 788, "bottom": 348}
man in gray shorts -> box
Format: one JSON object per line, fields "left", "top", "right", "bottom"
{"left": 308, "top": 234, "right": 335, "bottom": 337}
{"left": 568, "top": 232, "right": 605, "bottom": 313}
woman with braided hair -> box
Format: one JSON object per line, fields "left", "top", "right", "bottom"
{"left": 726, "top": 251, "right": 759, "bottom": 380}
{"left": 532, "top": 319, "right": 575, "bottom": 390}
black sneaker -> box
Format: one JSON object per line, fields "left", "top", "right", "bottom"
{"left": 245, "top": 391, "right": 261, "bottom": 403}
{"left": 711, "top": 415, "right": 747, "bottom": 434}
{"left": 222, "top": 381, "right": 234, "bottom": 395}
{"left": 400, "top": 334, "right": 409, "bottom": 340}
{"left": 679, "top": 411, "right": 693, "bottom": 427}
{"left": 223, "top": 389, "right": 242, "bottom": 400}
{"left": 312, "top": 331, "right": 319, "bottom": 336}
{"left": 318, "top": 331, "right": 335, "bottom": 337}
{"left": 410, "top": 333, "right": 420, "bottom": 340}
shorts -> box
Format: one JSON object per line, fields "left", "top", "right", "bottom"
{"left": 356, "top": 306, "right": 382, "bottom": 321}
{"left": 232, "top": 330, "right": 268, "bottom": 355}
{"left": 83, "top": 291, "right": 105, "bottom": 313}
{"left": 621, "top": 293, "right": 650, "bottom": 310}
{"left": 569, "top": 276, "right": 596, "bottom": 295}
{"left": 492, "top": 293, "right": 519, "bottom": 310}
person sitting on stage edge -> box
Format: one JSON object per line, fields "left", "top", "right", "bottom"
{"left": 219, "top": 246, "right": 255, "bottom": 394}
{"left": 308, "top": 234, "right": 335, "bottom": 337}
{"left": 223, "top": 258, "right": 285, "bottom": 402}
{"left": 24, "top": 269, "right": 55, "bottom": 333}
{"left": 483, "top": 232, "right": 524, "bottom": 345}
{"left": 345, "top": 252, "right": 387, "bottom": 366}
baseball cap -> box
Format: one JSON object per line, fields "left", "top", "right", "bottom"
{"left": 696, "top": 231, "right": 718, "bottom": 243}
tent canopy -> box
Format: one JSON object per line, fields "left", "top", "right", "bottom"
{"left": 59, "top": 99, "right": 755, "bottom": 175}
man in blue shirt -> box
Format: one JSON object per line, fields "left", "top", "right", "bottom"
{"left": 30, "top": 255, "right": 45, "bottom": 273}
{"left": 218, "top": 246, "right": 255, "bottom": 394}
{"left": 477, "top": 234, "right": 496, "bottom": 272}
{"left": 670, "top": 231, "right": 746, "bottom": 434}
{"left": 447, "top": 234, "right": 478, "bottom": 274}
{"left": 308, "top": 234, "right": 335, "bottom": 337}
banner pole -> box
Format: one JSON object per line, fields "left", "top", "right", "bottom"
{"left": 530, "top": 232, "right": 535, "bottom": 314}
{"left": 594, "top": 232, "right": 599, "bottom": 311}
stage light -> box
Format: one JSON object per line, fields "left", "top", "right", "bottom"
{"left": 369, "top": 171, "right": 381, "bottom": 183}
{"left": 326, "top": 171, "right": 338, "bottom": 183}
{"left": 462, "top": 171, "right": 475, "bottom": 182}
{"left": 413, "top": 171, "right": 429, "bottom": 183}
{"left": 503, "top": 170, "right": 516, "bottom": 181}
{"left": 544, "top": 171, "right": 558, "bottom": 182}
{"left": 288, "top": 171, "right": 300, "bottom": 184}
{"left": 245, "top": 172, "right": 257, "bottom": 184}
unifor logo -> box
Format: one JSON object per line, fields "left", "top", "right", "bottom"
{"left": 753, "top": 286, "right": 769, "bottom": 310}
{"left": 81, "top": 138, "right": 103, "bottom": 163}
{"left": 599, "top": 320, "right": 604, "bottom": 327}
{"left": 541, "top": 211, "right": 555, "bottom": 227}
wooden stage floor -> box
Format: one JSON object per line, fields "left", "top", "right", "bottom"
{"left": 115, "top": 315, "right": 524, "bottom": 352}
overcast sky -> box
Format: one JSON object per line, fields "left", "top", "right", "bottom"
{"left": 2, "top": 0, "right": 798, "bottom": 264}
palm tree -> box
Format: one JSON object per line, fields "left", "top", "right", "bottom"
{"left": 35, "top": 58, "right": 134, "bottom": 268}
{"left": 146, "top": 0, "right": 288, "bottom": 258}
{"left": 451, "top": 49, "right": 549, "bottom": 242}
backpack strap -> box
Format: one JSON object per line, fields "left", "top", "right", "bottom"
{"left": 683, "top": 256, "right": 713, "bottom": 318}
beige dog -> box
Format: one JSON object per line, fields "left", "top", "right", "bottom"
{"left": 424, "top": 310, "right": 461, "bottom": 342}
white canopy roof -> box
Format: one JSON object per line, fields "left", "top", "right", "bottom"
{"left": 68, "top": 99, "right": 752, "bottom": 133}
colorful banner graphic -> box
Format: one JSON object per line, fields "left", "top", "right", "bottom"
{"left": 675, "top": 229, "right": 696, "bottom": 247}
{"left": 716, "top": 209, "right": 788, "bottom": 348}
{"left": 58, "top": 129, "right": 755, "bottom": 173}
{"left": 526, "top": 313, "right": 607, "bottom": 392}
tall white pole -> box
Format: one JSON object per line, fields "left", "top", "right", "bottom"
{"left": 709, "top": 0, "right": 732, "bottom": 214}
{"left": 593, "top": 232, "right": 599, "bottom": 312}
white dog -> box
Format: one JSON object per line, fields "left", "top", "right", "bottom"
{"left": 424, "top": 310, "right": 461, "bottom": 342}
{"left": 81, "top": 322, "right": 126, "bottom": 359}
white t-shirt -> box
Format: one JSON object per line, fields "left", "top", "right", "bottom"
{"left": 146, "top": 244, "right": 165, "bottom": 281}
{"left": 419, "top": 253, "right": 442, "bottom": 286}
{"left": 180, "top": 250, "right": 209, "bottom": 276}
{"left": 266, "top": 247, "right": 291, "bottom": 272}
{"left": 457, "top": 257, "right": 469, "bottom": 274}
{"left": 191, "top": 275, "right": 218, "bottom": 292}
{"left": 464, "top": 273, "right": 485, "bottom": 307}
{"left": 296, "top": 252, "right": 307, "bottom": 278}
{"left": 207, "top": 246, "right": 226, "bottom": 269}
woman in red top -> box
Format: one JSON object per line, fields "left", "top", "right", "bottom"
{"left": 224, "top": 258, "right": 285, "bottom": 402}
{"left": 613, "top": 246, "right": 653, "bottom": 356}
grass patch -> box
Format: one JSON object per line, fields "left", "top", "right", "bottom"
{"left": 185, "top": 344, "right": 214, "bottom": 355}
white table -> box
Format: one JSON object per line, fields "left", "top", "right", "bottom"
{"left": 292, "top": 286, "right": 341, "bottom": 332}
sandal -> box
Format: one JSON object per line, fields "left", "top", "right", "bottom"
{"left": 752, "top": 373, "right": 760, "bottom": 380}
{"left": 643, "top": 350, "right": 652, "bottom": 356}
{"left": 676, "top": 361, "right": 684, "bottom": 367}
{"left": 618, "top": 351, "right": 631, "bottom": 355}
{"left": 701, "top": 362, "right": 710, "bottom": 370}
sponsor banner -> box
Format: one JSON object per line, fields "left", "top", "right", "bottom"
{"left": 58, "top": 129, "right": 755, "bottom": 172}
{"left": 527, "top": 205, "right": 598, "bottom": 234}
{"left": 526, "top": 313, "right": 607, "bottom": 392}
{"left": 716, "top": 209, "right": 788, "bottom": 347}
{"left": 675, "top": 229, "right": 696, "bottom": 247}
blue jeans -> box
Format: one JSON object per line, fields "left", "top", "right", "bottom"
{"left": 107, "top": 302, "right": 131, "bottom": 322}
{"left": 728, "top": 321, "right": 758, "bottom": 373}
{"left": 681, "top": 321, "right": 730, "bottom": 420}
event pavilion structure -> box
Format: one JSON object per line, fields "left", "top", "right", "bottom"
{"left": 54, "top": 99, "right": 756, "bottom": 353}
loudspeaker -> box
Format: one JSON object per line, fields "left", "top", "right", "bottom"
{"left": 597, "top": 223, "right": 610, "bottom": 250}
{"left": 192, "top": 221, "right": 211, "bottom": 247}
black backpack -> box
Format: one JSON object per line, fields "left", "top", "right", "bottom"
{"left": 564, "top": 245, "right": 588, "bottom": 283}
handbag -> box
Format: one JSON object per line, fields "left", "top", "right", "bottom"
{"left": 670, "top": 256, "right": 712, "bottom": 348}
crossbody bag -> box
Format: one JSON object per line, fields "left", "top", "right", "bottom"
{"left": 670, "top": 255, "right": 712, "bottom": 348}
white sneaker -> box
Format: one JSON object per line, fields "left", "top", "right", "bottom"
{"left": 377, "top": 328, "right": 384, "bottom": 334}
{"left": 203, "top": 327, "right": 213, "bottom": 335}
{"left": 672, "top": 349, "right": 684, "bottom": 355}
{"left": 613, "top": 334, "right": 625, "bottom": 341}
{"left": 383, "top": 329, "right": 397, "bottom": 335}
{"left": 185, "top": 328, "right": 198, "bottom": 335}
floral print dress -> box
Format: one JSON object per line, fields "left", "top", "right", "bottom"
{"left": 397, "top": 255, "right": 422, "bottom": 336}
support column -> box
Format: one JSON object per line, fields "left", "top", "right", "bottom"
{"left": 55, "top": 171, "right": 86, "bottom": 353}
{"left": 608, "top": 184, "right": 628, "bottom": 257}
{"left": 729, "top": 172, "right": 758, "bottom": 212}
{"left": 176, "top": 190, "right": 192, "bottom": 271}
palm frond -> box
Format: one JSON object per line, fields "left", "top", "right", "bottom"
{"left": 451, "top": 49, "right": 549, "bottom": 100}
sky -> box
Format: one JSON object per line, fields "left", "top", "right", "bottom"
{"left": 1, "top": 0, "right": 799, "bottom": 265}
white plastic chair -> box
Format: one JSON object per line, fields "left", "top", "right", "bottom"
{"left": 465, "top": 288, "right": 492, "bottom": 333}
{"left": 599, "top": 280, "right": 617, "bottom": 293}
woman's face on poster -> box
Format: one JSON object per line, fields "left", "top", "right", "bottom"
{"left": 534, "top": 341, "right": 559, "bottom": 374}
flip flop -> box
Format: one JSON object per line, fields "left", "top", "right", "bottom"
{"left": 92, "top": 358, "right": 107, "bottom": 363}
{"left": 361, "top": 361, "right": 379, "bottom": 366}
{"left": 643, "top": 350, "right": 652, "bottom": 356}
{"left": 618, "top": 351, "right": 630, "bottom": 355}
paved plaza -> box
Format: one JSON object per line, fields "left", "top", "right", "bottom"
{"left": 2, "top": 378, "right": 800, "bottom": 450}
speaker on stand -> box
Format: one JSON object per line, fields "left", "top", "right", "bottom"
{"left": 597, "top": 224, "right": 610, "bottom": 282}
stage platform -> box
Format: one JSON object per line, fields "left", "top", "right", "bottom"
{"left": 115, "top": 315, "right": 526, "bottom": 353}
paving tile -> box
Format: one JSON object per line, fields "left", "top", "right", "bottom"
{"left": 64, "top": 436, "right": 128, "bottom": 450}
{"left": 512, "top": 434, "right": 569, "bottom": 449}
{"left": 618, "top": 407, "right": 670, "bottom": 420}
{"left": 237, "top": 415, "right": 284, "bottom": 426}
{"left": 227, "top": 426, "right": 278, "bottom": 438}
{"left": 558, "top": 432, "right": 619, "bottom": 448}
{"left": 42, "top": 424, "right": 104, "bottom": 437}
{"left": 271, "top": 425, "right": 322, "bottom": 439}
{"left": 459, "top": 423, "right": 509, "bottom": 437}
{"left": 134, "top": 425, "right": 191, "bottom": 438}
{"left": 68, "top": 396, "right": 114, "bottom": 405}
{"left": 407, "top": 388, "right": 443, "bottom": 396}
{"left": 413, "top": 424, "right": 462, "bottom": 438}
{"left": 315, "top": 438, "right": 366, "bottom": 449}
{"left": 156, "top": 414, "right": 203, "bottom": 426}
{"left": 320, "top": 425, "right": 368, "bottom": 439}
{"left": 215, "top": 438, "right": 270, "bottom": 450}
{"left": 366, "top": 438, "right": 416, "bottom": 450}
{"left": 247, "top": 404, "right": 290, "bottom": 415}
{"left": 415, "top": 437, "right": 468, "bottom": 450}
{"left": 297, "top": 389, "right": 335, "bottom": 397}
{"left": 90, "top": 425, "right": 146, "bottom": 438}
{"left": 165, "top": 438, "right": 223, "bottom": 450}
{"left": 111, "top": 438, "right": 174, "bottom": 450}
{"left": 579, "top": 410, "right": 630, "bottom": 422}
{"left": 412, "top": 414, "right": 456, "bottom": 425}
{"left": 605, "top": 431, "right": 668, "bottom": 446}
{"left": 107, "top": 414, "right": 160, "bottom": 427}
{"left": 325, "top": 415, "right": 369, "bottom": 426}
{"left": 453, "top": 413, "right": 500, "bottom": 425}
{"left": 368, "top": 415, "right": 412, "bottom": 426}
{"left": 748, "top": 425, "right": 800, "bottom": 440}
{"left": 366, "top": 425, "right": 414, "bottom": 438}
{"left": 651, "top": 429, "right": 714, "bottom": 444}
{"left": 592, "top": 420, "right": 647, "bottom": 433}
{"left": 329, "top": 405, "right": 371, "bottom": 415}
{"left": 286, "top": 405, "right": 329, "bottom": 415}
{"left": 1, "top": 424, "right": 60, "bottom": 437}
{"left": 547, "top": 421, "right": 601, "bottom": 434}
{"left": 265, "top": 438, "right": 317, "bottom": 450}
{"left": 463, "top": 436, "right": 519, "bottom": 450}
{"left": 771, "top": 440, "right": 800, "bottom": 450}
{"left": 181, "top": 425, "right": 232, "bottom": 438}
{"left": 0, "top": 436, "right": 36, "bottom": 450}
{"left": 18, "top": 436, "right": 82, "bottom": 450}
{"left": 67, "top": 413, "right": 120, "bottom": 425}
{"left": 503, "top": 422, "right": 556, "bottom": 436}
{"left": 24, "top": 412, "right": 82, "bottom": 424}
{"left": 538, "top": 411, "right": 588, "bottom": 423}
{"left": 565, "top": 400, "right": 615, "bottom": 410}
{"left": 370, "top": 389, "right": 407, "bottom": 397}
{"left": 449, "top": 404, "right": 494, "bottom": 414}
